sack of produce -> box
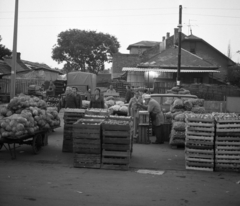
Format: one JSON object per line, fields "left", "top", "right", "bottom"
{"left": 172, "top": 121, "right": 185, "bottom": 131}
{"left": 183, "top": 99, "right": 193, "bottom": 111}
{"left": 189, "top": 99, "right": 204, "bottom": 107}
{"left": 163, "top": 97, "right": 174, "bottom": 105}
{"left": 105, "top": 100, "right": 115, "bottom": 108}
{"left": 174, "top": 113, "right": 186, "bottom": 122}
{"left": 119, "top": 106, "right": 128, "bottom": 113}
{"left": 110, "top": 105, "right": 121, "bottom": 112}
{"left": 172, "top": 99, "right": 184, "bottom": 109}
{"left": 116, "top": 101, "right": 124, "bottom": 106}
{"left": 169, "top": 129, "right": 186, "bottom": 146}
{"left": 171, "top": 86, "right": 181, "bottom": 93}
{"left": 178, "top": 89, "right": 190, "bottom": 95}
{"left": 172, "top": 111, "right": 184, "bottom": 119}
{"left": 191, "top": 106, "right": 206, "bottom": 114}
{"left": 82, "top": 100, "right": 90, "bottom": 108}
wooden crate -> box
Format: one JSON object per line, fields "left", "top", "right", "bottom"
{"left": 72, "top": 120, "right": 102, "bottom": 154}
{"left": 139, "top": 111, "right": 149, "bottom": 126}
{"left": 86, "top": 109, "right": 109, "bottom": 116}
{"left": 216, "top": 120, "right": 240, "bottom": 133}
{"left": 185, "top": 119, "right": 214, "bottom": 172}
{"left": 186, "top": 118, "right": 215, "bottom": 138}
{"left": 64, "top": 109, "right": 85, "bottom": 124}
{"left": 101, "top": 150, "right": 130, "bottom": 170}
{"left": 138, "top": 125, "right": 149, "bottom": 144}
{"left": 74, "top": 153, "right": 101, "bottom": 169}
{"left": 215, "top": 133, "right": 240, "bottom": 171}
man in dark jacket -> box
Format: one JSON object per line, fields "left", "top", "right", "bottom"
{"left": 62, "top": 88, "right": 78, "bottom": 108}
{"left": 125, "top": 85, "right": 133, "bottom": 103}
{"left": 72, "top": 87, "right": 82, "bottom": 108}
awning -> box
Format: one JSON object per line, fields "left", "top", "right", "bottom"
{"left": 122, "top": 67, "right": 220, "bottom": 73}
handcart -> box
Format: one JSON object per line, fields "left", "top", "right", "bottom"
{"left": 0, "top": 129, "right": 50, "bottom": 159}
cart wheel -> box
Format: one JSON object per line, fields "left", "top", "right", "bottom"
{"left": 32, "top": 134, "right": 43, "bottom": 154}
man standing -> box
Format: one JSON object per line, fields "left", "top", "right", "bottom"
{"left": 106, "top": 85, "right": 116, "bottom": 94}
{"left": 72, "top": 87, "right": 82, "bottom": 108}
{"left": 125, "top": 85, "right": 132, "bottom": 103}
{"left": 139, "top": 95, "right": 165, "bottom": 144}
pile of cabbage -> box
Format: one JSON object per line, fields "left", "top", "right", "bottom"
{"left": 109, "top": 101, "right": 128, "bottom": 113}
{"left": 0, "top": 94, "right": 60, "bottom": 139}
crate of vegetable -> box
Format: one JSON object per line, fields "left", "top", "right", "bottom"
{"left": 86, "top": 108, "right": 109, "bottom": 116}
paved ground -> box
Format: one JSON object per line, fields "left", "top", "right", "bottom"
{"left": 0, "top": 112, "right": 240, "bottom": 206}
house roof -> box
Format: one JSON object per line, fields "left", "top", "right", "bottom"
{"left": 127, "top": 41, "right": 160, "bottom": 50}
{"left": 138, "top": 46, "right": 219, "bottom": 69}
{"left": 183, "top": 34, "right": 235, "bottom": 64}
{"left": 0, "top": 60, "right": 11, "bottom": 74}
{"left": 3, "top": 56, "right": 30, "bottom": 72}
{"left": 22, "top": 60, "right": 62, "bottom": 74}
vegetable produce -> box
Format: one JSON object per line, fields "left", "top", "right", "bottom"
{"left": 172, "top": 99, "right": 184, "bottom": 109}
{"left": 212, "top": 112, "right": 240, "bottom": 120}
{"left": 0, "top": 94, "right": 60, "bottom": 139}
{"left": 191, "top": 106, "right": 206, "bottom": 114}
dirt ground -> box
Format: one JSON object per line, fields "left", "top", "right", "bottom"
{"left": 0, "top": 112, "right": 240, "bottom": 206}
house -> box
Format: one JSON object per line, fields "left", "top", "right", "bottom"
{"left": 0, "top": 53, "right": 62, "bottom": 80}
{"left": 113, "top": 28, "right": 236, "bottom": 87}
{"left": 127, "top": 41, "right": 160, "bottom": 55}
{"left": 124, "top": 46, "right": 219, "bottom": 88}
{"left": 180, "top": 34, "right": 235, "bottom": 83}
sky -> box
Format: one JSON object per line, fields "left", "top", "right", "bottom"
{"left": 0, "top": 0, "right": 240, "bottom": 70}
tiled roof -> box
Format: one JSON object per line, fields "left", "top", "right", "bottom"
{"left": 0, "top": 60, "right": 11, "bottom": 74}
{"left": 22, "top": 60, "right": 52, "bottom": 70}
{"left": 127, "top": 41, "right": 160, "bottom": 50}
{"left": 138, "top": 46, "right": 218, "bottom": 69}
{"left": 183, "top": 34, "right": 235, "bottom": 64}
{"left": 3, "top": 56, "right": 30, "bottom": 72}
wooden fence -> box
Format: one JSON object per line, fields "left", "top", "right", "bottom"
{"left": 0, "top": 78, "right": 45, "bottom": 94}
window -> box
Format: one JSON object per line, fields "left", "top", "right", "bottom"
{"left": 193, "top": 77, "right": 203, "bottom": 83}
{"left": 190, "top": 42, "right": 196, "bottom": 54}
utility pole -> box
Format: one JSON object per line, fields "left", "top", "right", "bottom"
{"left": 176, "top": 4, "right": 182, "bottom": 86}
{"left": 10, "top": 0, "right": 19, "bottom": 99}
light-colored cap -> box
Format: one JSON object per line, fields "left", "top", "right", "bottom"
{"left": 143, "top": 94, "right": 151, "bottom": 99}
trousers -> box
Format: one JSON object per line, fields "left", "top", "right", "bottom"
{"left": 154, "top": 125, "right": 164, "bottom": 143}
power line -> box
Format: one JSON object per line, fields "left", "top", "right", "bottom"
{"left": 185, "top": 7, "right": 240, "bottom": 10}
{"left": 0, "top": 13, "right": 178, "bottom": 19}
{"left": 0, "top": 7, "right": 177, "bottom": 13}
{"left": 185, "top": 13, "right": 240, "bottom": 19}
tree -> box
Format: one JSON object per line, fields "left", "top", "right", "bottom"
{"left": 0, "top": 35, "right": 11, "bottom": 60}
{"left": 227, "top": 64, "right": 240, "bottom": 87}
{"left": 52, "top": 29, "right": 120, "bottom": 74}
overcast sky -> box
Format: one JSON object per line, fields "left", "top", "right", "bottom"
{"left": 0, "top": 0, "right": 240, "bottom": 69}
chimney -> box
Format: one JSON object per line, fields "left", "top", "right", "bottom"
{"left": 17, "top": 52, "right": 21, "bottom": 60}
{"left": 174, "top": 28, "right": 178, "bottom": 45}
{"left": 166, "top": 32, "right": 170, "bottom": 39}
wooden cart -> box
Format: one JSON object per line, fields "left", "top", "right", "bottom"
{"left": 0, "top": 129, "right": 50, "bottom": 159}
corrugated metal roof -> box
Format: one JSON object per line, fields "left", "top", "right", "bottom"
{"left": 122, "top": 67, "right": 220, "bottom": 73}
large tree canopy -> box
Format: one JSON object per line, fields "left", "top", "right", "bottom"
{"left": 52, "top": 29, "right": 120, "bottom": 74}
{"left": 228, "top": 65, "right": 240, "bottom": 87}
{"left": 0, "top": 36, "right": 11, "bottom": 60}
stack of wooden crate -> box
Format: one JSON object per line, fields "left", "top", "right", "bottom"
{"left": 73, "top": 119, "right": 103, "bottom": 168}
{"left": 138, "top": 111, "right": 150, "bottom": 144}
{"left": 215, "top": 119, "right": 240, "bottom": 172}
{"left": 101, "top": 120, "right": 131, "bottom": 170}
{"left": 62, "top": 109, "right": 85, "bottom": 152}
{"left": 185, "top": 116, "right": 215, "bottom": 171}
